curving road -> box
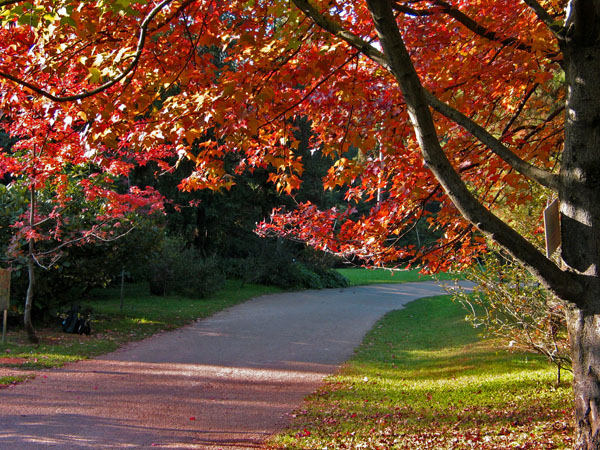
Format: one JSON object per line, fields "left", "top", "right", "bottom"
{"left": 0, "top": 281, "right": 470, "bottom": 449}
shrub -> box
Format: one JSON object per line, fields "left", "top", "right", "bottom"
{"left": 147, "top": 237, "right": 224, "bottom": 298}
{"left": 220, "top": 244, "right": 349, "bottom": 290}
{"left": 219, "top": 256, "right": 263, "bottom": 285}
{"left": 177, "top": 257, "right": 225, "bottom": 298}
{"left": 313, "top": 266, "right": 349, "bottom": 288}
{"left": 453, "top": 251, "right": 570, "bottom": 384}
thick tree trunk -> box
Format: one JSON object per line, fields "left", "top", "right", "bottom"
{"left": 567, "top": 307, "right": 600, "bottom": 449}
{"left": 561, "top": 6, "right": 600, "bottom": 448}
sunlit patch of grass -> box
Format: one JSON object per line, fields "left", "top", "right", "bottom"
{"left": 337, "top": 267, "right": 459, "bottom": 286}
{"left": 129, "top": 317, "right": 161, "bottom": 325}
{"left": 0, "top": 374, "right": 35, "bottom": 388}
{"left": 269, "top": 295, "right": 574, "bottom": 450}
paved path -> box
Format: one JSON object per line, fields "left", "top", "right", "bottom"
{"left": 0, "top": 281, "right": 469, "bottom": 449}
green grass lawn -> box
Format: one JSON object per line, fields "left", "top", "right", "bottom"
{"left": 268, "top": 295, "right": 574, "bottom": 450}
{"left": 337, "top": 267, "right": 460, "bottom": 285}
{"left": 0, "top": 280, "right": 282, "bottom": 371}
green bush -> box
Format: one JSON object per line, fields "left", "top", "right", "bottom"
{"left": 219, "top": 256, "right": 263, "bottom": 285}
{"left": 221, "top": 245, "right": 349, "bottom": 290}
{"left": 313, "top": 266, "right": 349, "bottom": 288}
{"left": 292, "top": 261, "right": 324, "bottom": 289}
{"left": 454, "top": 250, "right": 570, "bottom": 384}
{"left": 6, "top": 216, "right": 164, "bottom": 322}
{"left": 177, "top": 257, "right": 225, "bottom": 298}
{"left": 147, "top": 238, "right": 225, "bottom": 298}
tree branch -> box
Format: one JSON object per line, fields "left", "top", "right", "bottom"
{"left": 291, "top": 0, "right": 560, "bottom": 191}
{"left": 522, "top": 0, "right": 563, "bottom": 35}
{"left": 0, "top": 0, "right": 179, "bottom": 102}
{"left": 291, "top": 0, "right": 391, "bottom": 70}
{"left": 501, "top": 83, "right": 538, "bottom": 137}
{"left": 425, "top": 91, "right": 560, "bottom": 191}
{"left": 34, "top": 223, "right": 137, "bottom": 258}
{"left": 363, "top": 0, "right": 580, "bottom": 302}
{"left": 392, "top": 0, "right": 534, "bottom": 53}
{"left": 258, "top": 50, "right": 360, "bottom": 131}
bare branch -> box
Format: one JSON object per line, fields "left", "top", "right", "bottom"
{"left": 31, "top": 252, "right": 60, "bottom": 271}
{"left": 522, "top": 105, "right": 564, "bottom": 141}
{"left": 291, "top": 0, "right": 390, "bottom": 70}
{"left": 393, "top": 0, "right": 534, "bottom": 52}
{"left": 522, "top": 0, "right": 563, "bottom": 33}
{"left": 34, "top": 224, "right": 137, "bottom": 258}
{"left": 258, "top": 50, "right": 360, "bottom": 131}
{"left": 501, "top": 83, "right": 539, "bottom": 137}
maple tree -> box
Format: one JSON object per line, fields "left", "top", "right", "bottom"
{"left": 0, "top": 50, "right": 163, "bottom": 343}
{"left": 1, "top": 0, "right": 599, "bottom": 447}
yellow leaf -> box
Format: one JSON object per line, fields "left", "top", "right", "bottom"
{"left": 88, "top": 67, "right": 101, "bottom": 83}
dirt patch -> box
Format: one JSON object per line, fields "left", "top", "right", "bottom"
{"left": 0, "top": 357, "right": 26, "bottom": 366}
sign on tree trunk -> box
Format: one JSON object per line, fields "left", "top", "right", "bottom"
{"left": 544, "top": 199, "right": 560, "bottom": 258}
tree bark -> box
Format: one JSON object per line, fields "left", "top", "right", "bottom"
{"left": 567, "top": 307, "right": 600, "bottom": 449}
{"left": 561, "top": 4, "right": 600, "bottom": 447}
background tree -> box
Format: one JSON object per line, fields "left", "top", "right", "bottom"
{"left": 0, "top": 77, "right": 164, "bottom": 343}
{"left": 130, "top": 116, "right": 349, "bottom": 290}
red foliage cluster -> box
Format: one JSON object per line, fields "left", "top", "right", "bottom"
{"left": 0, "top": 0, "right": 564, "bottom": 270}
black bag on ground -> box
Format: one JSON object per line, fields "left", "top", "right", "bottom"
{"left": 62, "top": 305, "right": 91, "bottom": 335}
{"left": 62, "top": 305, "right": 80, "bottom": 334}
{"left": 77, "top": 318, "right": 91, "bottom": 335}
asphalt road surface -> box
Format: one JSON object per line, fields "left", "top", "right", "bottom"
{"left": 0, "top": 281, "right": 469, "bottom": 449}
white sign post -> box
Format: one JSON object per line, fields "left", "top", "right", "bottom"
{"left": 544, "top": 199, "right": 561, "bottom": 258}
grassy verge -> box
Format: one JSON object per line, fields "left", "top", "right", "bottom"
{"left": 0, "top": 374, "right": 35, "bottom": 387}
{"left": 0, "top": 280, "right": 282, "bottom": 373}
{"left": 268, "top": 295, "right": 574, "bottom": 450}
{"left": 337, "top": 267, "right": 459, "bottom": 286}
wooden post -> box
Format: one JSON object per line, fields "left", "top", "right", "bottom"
{"left": 2, "top": 309, "right": 6, "bottom": 344}
{"left": 0, "top": 269, "right": 10, "bottom": 344}
{"left": 120, "top": 267, "right": 125, "bottom": 312}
